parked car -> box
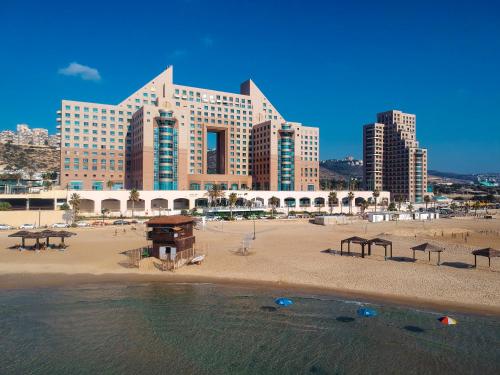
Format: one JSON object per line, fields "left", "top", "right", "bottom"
{"left": 113, "top": 220, "right": 130, "bottom": 225}
{"left": 234, "top": 215, "right": 244, "bottom": 221}
{"left": 52, "top": 223, "right": 69, "bottom": 228}
{"left": 19, "top": 224, "right": 35, "bottom": 229}
{"left": 76, "top": 221, "right": 90, "bottom": 227}
{"left": 0, "top": 224, "right": 13, "bottom": 230}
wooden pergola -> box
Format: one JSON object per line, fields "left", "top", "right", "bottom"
{"left": 367, "top": 238, "right": 393, "bottom": 260}
{"left": 8, "top": 230, "right": 77, "bottom": 250}
{"left": 410, "top": 243, "right": 445, "bottom": 265}
{"left": 340, "top": 236, "right": 368, "bottom": 258}
{"left": 8, "top": 230, "right": 31, "bottom": 247}
{"left": 472, "top": 248, "right": 500, "bottom": 268}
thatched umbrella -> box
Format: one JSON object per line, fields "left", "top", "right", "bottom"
{"left": 340, "top": 236, "right": 368, "bottom": 258}
{"left": 24, "top": 232, "right": 45, "bottom": 250}
{"left": 55, "top": 230, "right": 77, "bottom": 247}
{"left": 472, "top": 248, "right": 500, "bottom": 268}
{"left": 8, "top": 230, "right": 31, "bottom": 248}
{"left": 410, "top": 242, "right": 445, "bottom": 265}
{"left": 39, "top": 229, "right": 59, "bottom": 247}
{"left": 367, "top": 238, "right": 393, "bottom": 260}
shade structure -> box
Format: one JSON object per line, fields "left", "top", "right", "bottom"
{"left": 367, "top": 238, "right": 393, "bottom": 260}
{"left": 410, "top": 242, "right": 445, "bottom": 265}
{"left": 8, "top": 230, "right": 31, "bottom": 247}
{"left": 56, "top": 230, "right": 77, "bottom": 246}
{"left": 471, "top": 247, "right": 500, "bottom": 268}
{"left": 340, "top": 236, "right": 369, "bottom": 258}
{"left": 39, "top": 229, "right": 59, "bottom": 246}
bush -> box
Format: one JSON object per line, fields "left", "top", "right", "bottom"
{"left": 0, "top": 202, "right": 12, "bottom": 211}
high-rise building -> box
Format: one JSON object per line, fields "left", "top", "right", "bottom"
{"left": 363, "top": 110, "right": 427, "bottom": 203}
{"left": 59, "top": 66, "right": 319, "bottom": 191}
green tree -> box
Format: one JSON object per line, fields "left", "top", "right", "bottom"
{"left": 450, "top": 202, "right": 458, "bottom": 211}
{"left": 106, "top": 180, "right": 114, "bottom": 190}
{"left": 473, "top": 201, "right": 481, "bottom": 215}
{"left": 69, "top": 193, "right": 81, "bottom": 222}
{"left": 129, "top": 188, "right": 140, "bottom": 218}
{"left": 407, "top": 203, "right": 414, "bottom": 212}
{"left": 347, "top": 191, "right": 355, "bottom": 215}
{"left": 207, "top": 184, "right": 224, "bottom": 207}
{"left": 101, "top": 208, "right": 110, "bottom": 224}
{"left": 269, "top": 196, "right": 279, "bottom": 218}
{"left": 388, "top": 202, "right": 397, "bottom": 211}
{"left": 328, "top": 191, "right": 338, "bottom": 215}
{"left": 361, "top": 200, "right": 369, "bottom": 214}
{"left": 372, "top": 189, "right": 380, "bottom": 212}
{"left": 424, "top": 195, "right": 431, "bottom": 211}
{"left": 0, "top": 202, "right": 12, "bottom": 211}
{"left": 228, "top": 192, "right": 237, "bottom": 219}
{"left": 60, "top": 202, "right": 70, "bottom": 211}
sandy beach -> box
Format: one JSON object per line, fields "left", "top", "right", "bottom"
{"left": 1, "top": 216, "right": 499, "bottom": 314}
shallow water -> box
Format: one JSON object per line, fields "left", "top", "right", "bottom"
{"left": 0, "top": 282, "right": 499, "bottom": 374}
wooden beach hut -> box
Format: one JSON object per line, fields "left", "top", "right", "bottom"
{"left": 367, "top": 238, "right": 393, "bottom": 260}
{"left": 340, "top": 236, "right": 368, "bottom": 258}
{"left": 472, "top": 248, "right": 500, "bottom": 269}
{"left": 145, "top": 215, "right": 195, "bottom": 261}
{"left": 410, "top": 243, "right": 444, "bottom": 265}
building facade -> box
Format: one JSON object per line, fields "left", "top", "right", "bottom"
{"left": 59, "top": 66, "right": 319, "bottom": 191}
{"left": 363, "top": 110, "right": 427, "bottom": 203}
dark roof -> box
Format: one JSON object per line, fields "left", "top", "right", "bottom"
{"left": 56, "top": 230, "right": 77, "bottom": 237}
{"left": 8, "top": 230, "right": 31, "bottom": 237}
{"left": 411, "top": 243, "right": 445, "bottom": 252}
{"left": 472, "top": 248, "right": 500, "bottom": 257}
{"left": 146, "top": 215, "right": 194, "bottom": 226}
{"left": 368, "top": 238, "right": 392, "bottom": 245}
{"left": 341, "top": 236, "right": 368, "bottom": 244}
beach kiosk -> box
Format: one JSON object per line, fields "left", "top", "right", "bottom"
{"left": 145, "top": 216, "right": 196, "bottom": 264}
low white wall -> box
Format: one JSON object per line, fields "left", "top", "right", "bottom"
{"left": 0, "top": 210, "right": 65, "bottom": 227}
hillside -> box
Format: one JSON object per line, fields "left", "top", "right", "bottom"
{"left": 319, "top": 159, "right": 363, "bottom": 181}
{"left": 0, "top": 143, "right": 59, "bottom": 173}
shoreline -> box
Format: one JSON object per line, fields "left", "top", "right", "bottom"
{"left": 1, "top": 271, "right": 499, "bottom": 317}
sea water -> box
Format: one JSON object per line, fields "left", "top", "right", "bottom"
{"left": 0, "top": 282, "right": 499, "bottom": 374}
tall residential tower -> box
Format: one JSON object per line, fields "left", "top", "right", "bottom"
{"left": 58, "top": 66, "right": 319, "bottom": 191}
{"left": 363, "top": 110, "right": 427, "bottom": 203}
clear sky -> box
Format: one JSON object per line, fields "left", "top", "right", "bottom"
{"left": 1, "top": 0, "right": 499, "bottom": 173}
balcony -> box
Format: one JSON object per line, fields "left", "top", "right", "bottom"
{"left": 56, "top": 117, "right": 61, "bottom": 122}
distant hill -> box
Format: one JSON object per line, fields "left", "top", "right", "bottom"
{"left": 319, "top": 159, "right": 363, "bottom": 181}
{"left": 0, "top": 143, "right": 59, "bottom": 173}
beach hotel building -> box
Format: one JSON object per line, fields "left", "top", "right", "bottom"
{"left": 363, "top": 110, "right": 428, "bottom": 203}
{"left": 58, "top": 66, "right": 319, "bottom": 192}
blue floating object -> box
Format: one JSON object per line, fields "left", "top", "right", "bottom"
{"left": 275, "top": 297, "right": 293, "bottom": 307}
{"left": 357, "top": 307, "right": 378, "bottom": 317}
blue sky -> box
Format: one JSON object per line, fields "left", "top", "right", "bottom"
{"left": 1, "top": 0, "right": 499, "bottom": 173}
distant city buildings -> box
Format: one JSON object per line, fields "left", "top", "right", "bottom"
{"left": 0, "top": 123, "right": 60, "bottom": 148}
{"left": 363, "top": 110, "right": 428, "bottom": 203}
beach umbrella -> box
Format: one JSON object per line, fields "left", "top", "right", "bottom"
{"left": 275, "top": 297, "right": 293, "bottom": 307}
{"left": 357, "top": 307, "right": 378, "bottom": 317}
{"left": 438, "top": 316, "right": 457, "bottom": 325}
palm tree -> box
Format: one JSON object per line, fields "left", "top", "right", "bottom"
{"left": 424, "top": 195, "right": 431, "bottom": 211}
{"left": 372, "top": 189, "right": 380, "bottom": 212}
{"left": 228, "top": 192, "right": 237, "bottom": 219}
{"left": 269, "top": 196, "right": 279, "bottom": 218}
{"left": 101, "top": 208, "right": 110, "bottom": 224}
{"left": 207, "top": 184, "right": 224, "bottom": 207}
{"left": 361, "top": 200, "right": 369, "bottom": 214}
{"left": 328, "top": 191, "right": 337, "bottom": 215}
{"left": 106, "top": 180, "right": 114, "bottom": 190}
{"left": 129, "top": 188, "right": 140, "bottom": 218}
{"left": 450, "top": 202, "right": 458, "bottom": 212}
{"left": 473, "top": 201, "right": 481, "bottom": 215}
{"left": 407, "top": 203, "right": 414, "bottom": 212}
{"left": 396, "top": 194, "right": 403, "bottom": 211}
{"left": 347, "top": 191, "right": 354, "bottom": 215}
{"left": 69, "top": 193, "right": 81, "bottom": 223}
